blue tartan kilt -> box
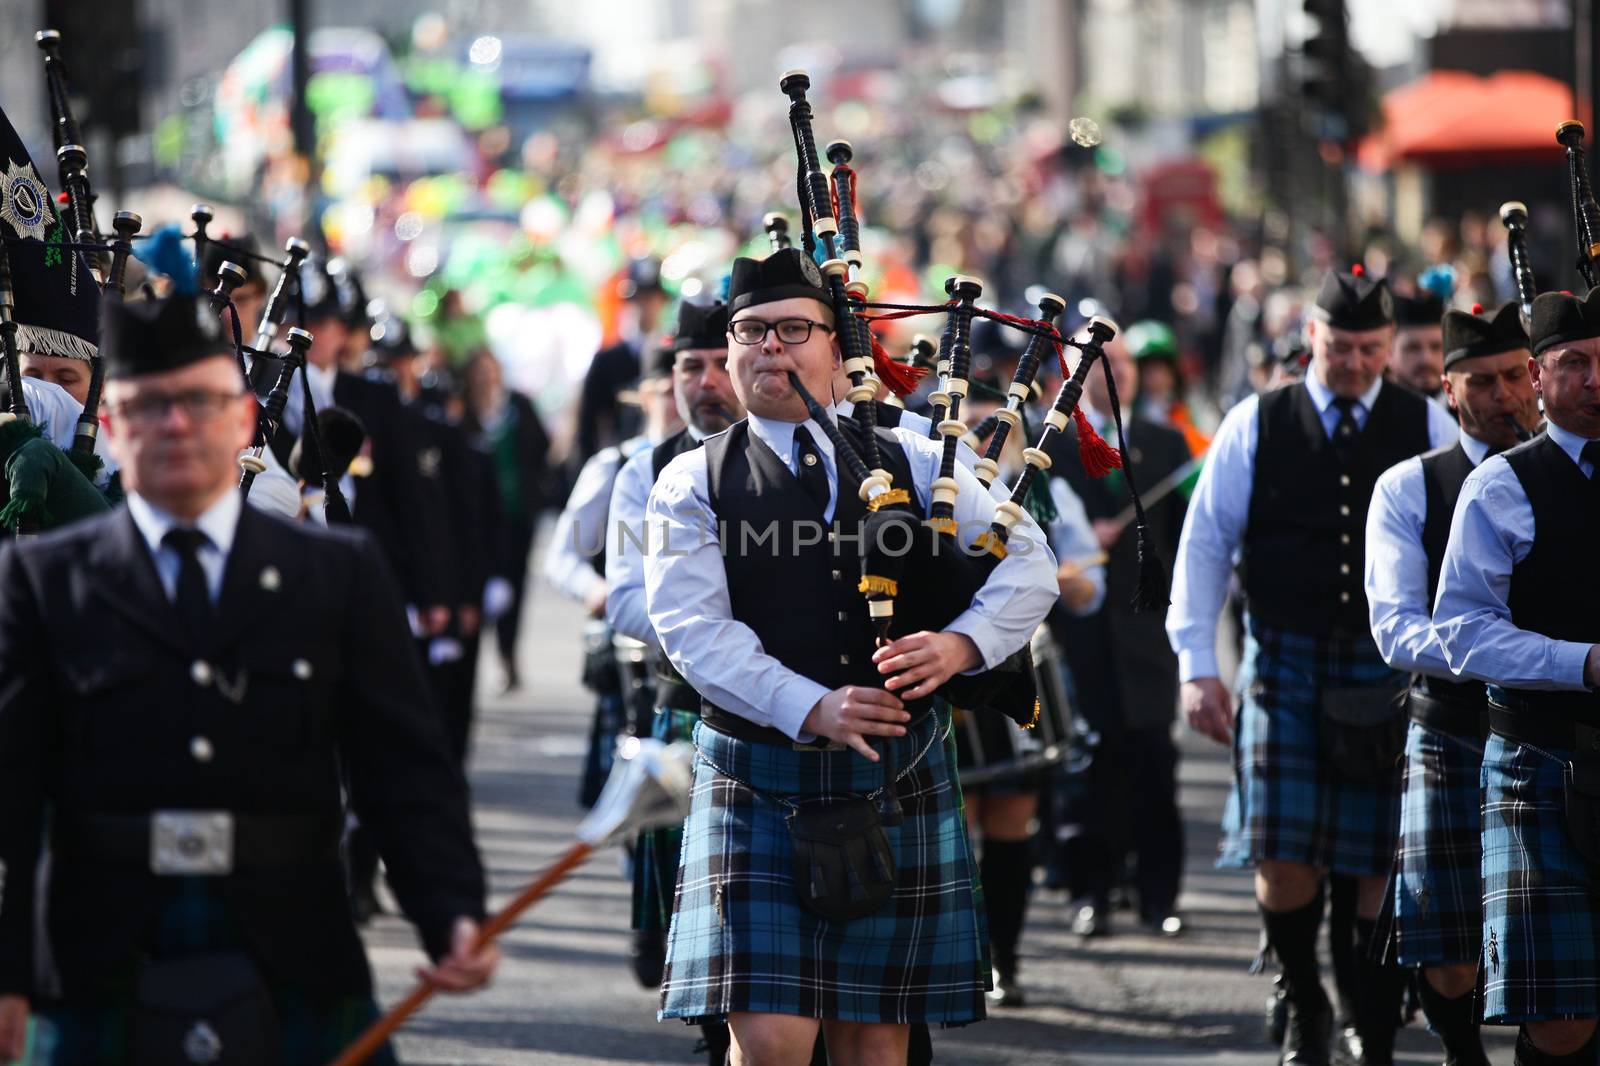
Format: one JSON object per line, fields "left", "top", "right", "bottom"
{"left": 659, "top": 711, "right": 988, "bottom": 1026}
{"left": 1219, "top": 620, "right": 1405, "bottom": 876}
{"left": 632, "top": 705, "right": 702, "bottom": 933}
{"left": 37, "top": 879, "right": 394, "bottom": 1066}
{"left": 1480, "top": 733, "right": 1600, "bottom": 1023}
{"left": 1384, "top": 720, "right": 1485, "bottom": 968}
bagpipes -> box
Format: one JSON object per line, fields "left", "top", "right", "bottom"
{"left": 770, "top": 70, "right": 1170, "bottom": 811}
{"left": 36, "top": 29, "right": 106, "bottom": 280}
{"left": 1498, "top": 199, "right": 1538, "bottom": 443}
{"left": 1558, "top": 121, "right": 1600, "bottom": 290}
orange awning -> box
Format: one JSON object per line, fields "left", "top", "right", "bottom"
{"left": 1358, "top": 70, "right": 1575, "bottom": 171}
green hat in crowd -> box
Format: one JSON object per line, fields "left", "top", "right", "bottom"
{"left": 1125, "top": 320, "right": 1178, "bottom": 362}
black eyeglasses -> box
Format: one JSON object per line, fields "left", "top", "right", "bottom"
{"left": 728, "top": 317, "right": 833, "bottom": 346}
{"left": 109, "top": 390, "right": 245, "bottom": 425}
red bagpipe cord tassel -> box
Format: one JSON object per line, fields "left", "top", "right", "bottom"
{"left": 869, "top": 331, "right": 928, "bottom": 397}
{"left": 1073, "top": 406, "right": 1123, "bottom": 477}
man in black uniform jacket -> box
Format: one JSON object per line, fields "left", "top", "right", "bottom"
{"left": 0, "top": 294, "right": 498, "bottom": 1065}
{"left": 575, "top": 257, "right": 669, "bottom": 464}
{"left": 1048, "top": 330, "right": 1191, "bottom": 937}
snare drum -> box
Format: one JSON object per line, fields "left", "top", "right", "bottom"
{"left": 955, "top": 625, "right": 1073, "bottom": 789}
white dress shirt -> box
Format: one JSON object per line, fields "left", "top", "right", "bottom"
{"left": 644, "top": 407, "right": 1060, "bottom": 740}
{"left": 1046, "top": 476, "right": 1107, "bottom": 616}
{"left": 1166, "top": 375, "right": 1458, "bottom": 681}
{"left": 1432, "top": 420, "right": 1596, "bottom": 691}
{"left": 605, "top": 427, "right": 705, "bottom": 644}
{"left": 544, "top": 435, "right": 651, "bottom": 604}
{"left": 1365, "top": 432, "right": 1492, "bottom": 676}
{"left": 126, "top": 488, "right": 242, "bottom": 603}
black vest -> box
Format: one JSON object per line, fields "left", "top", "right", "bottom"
{"left": 651, "top": 426, "right": 701, "bottom": 482}
{"left": 705, "top": 417, "right": 915, "bottom": 693}
{"left": 1243, "top": 381, "right": 1432, "bottom": 637}
{"left": 1503, "top": 432, "right": 1600, "bottom": 720}
{"left": 649, "top": 427, "right": 706, "bottom": 709}
{"left": 1416, "top": 442, "right": 1484, "bottom": 704}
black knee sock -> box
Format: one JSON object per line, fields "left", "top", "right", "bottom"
{"left": 1515, "top": 1026, "right": 1599, "bottom": 1066}
{"left": 1327, "top": 874, "right": 1359, "bottom": 1024}
{"left": 1416, "top": 975, "right": 1487, "bottom": 1066}
{"left": 981, "top": 839, "right": 1033, "bottom": 975}
{"left": 1353, "top": 918, "right": 1405, "bottom": 1062}
{"left": 1260, "top": 883, "right": 1328, "bottom": 1012}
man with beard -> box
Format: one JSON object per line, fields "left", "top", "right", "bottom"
{"left": 1365, "top": 302, "right": 1537, "bottom": 1066}
{"left": 1169, "top": 266, "right": 1457, "bottom": 1065}
{"left": 1434, "top": 286, "right": 1600, "bottom": 1066}
{"left": 1389, "top": 290, "right": 1446, "bottom": 400}
{"left": 605, "top": 300, "right": 740, "bottom": 1062}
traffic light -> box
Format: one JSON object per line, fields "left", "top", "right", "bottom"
{"left": 1299, "top": 0, "right": 1370, "bottom": 141}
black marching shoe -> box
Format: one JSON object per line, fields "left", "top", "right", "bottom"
{"left": 1281, "top": 995, "right": 1334, "bottom": 1066}
{"left": 987, "top": 957, "right": 1026, "bottom": 1008}
{"left": 1332, "top": 1022, "right": 1372, "bottom": 1066}
{"left": 1071, "top": 903, "right": 1110, "bottom": 939}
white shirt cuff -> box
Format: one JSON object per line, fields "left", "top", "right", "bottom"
{"left": 1178, "top": 647, "right": 1220, "bottom": 683}
{"left": 772, "top": 676, "right": 832, "bottom": 742}
{"left": 944, "top": 613, "right": 1003, "bottom": 672}
{"left": 1555, "top": 640, "right": 1593, "bottom": 690}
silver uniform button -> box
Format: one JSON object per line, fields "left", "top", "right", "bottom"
{"left": 292, "top": 658, "right": 313, "bottom": 681}
{"left": 189, "top": 735, "right": 214, "bottom": 763}
{"left": 1338, "top": 504, "right": 1350, "bottom": 517}
{"left": 190, "top": 660, "right": 212, "bottom": 687}
{"left": 831, "top": 570, "right": 842, "bottom": 581}
{"left": 1339, "top": 563, "right": 1351, "bottom": 575}
{"left": 1339, "top": 474, "right": 1351, "bottom": 487}
{"left": 1340, "top": 533, "right": 1351, "bottom": 545}
{"left": 837, "top": 611, "right": 849, "bottom": 622}
{"left": 802, "top": 453, "right": 818, "bottom": 467}
{"left": 1339, "top": 591, "right": 1351, "bottom": 604}
{"left": 839, "top": 654, "right": 850, "bottom": 665}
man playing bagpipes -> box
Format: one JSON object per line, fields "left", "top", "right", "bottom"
{"left": 1433, "top": 286, "right": 1600, "bottom": 1066}
{"left": 642, "top": 248, "right": 1059, "bottom": 1065}
{"left": 0, "top": 102, "right": 122, "bottom": 533}
{"left": 1365, "top": 301, "right": 1537, "bottom": 1066}
{"left": 605, "top": 298, "right": 744, "bottom": 1062}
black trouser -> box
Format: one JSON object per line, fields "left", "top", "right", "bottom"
{"left": 1053, "top": 723, "right": 1184, "bottom": 916}
{"left": 495, "top": 517, "right": 538, "bottom": 671}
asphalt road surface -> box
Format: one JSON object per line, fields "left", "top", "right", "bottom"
{"left": 362, "top": 567, "right": 1517, "bottom": 1065}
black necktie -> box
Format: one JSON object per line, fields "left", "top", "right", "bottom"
{"left": 163, "top": 528, "right": 214, "bottom": 640}
{"left": 1582, "top": 440, "right": 1600, "bottom": 480}
{"left": 1331, "top": 397, "right": 1360, "bottom": 459}
{"left": 794, "top": 426, "right": 831, "bottom": 515}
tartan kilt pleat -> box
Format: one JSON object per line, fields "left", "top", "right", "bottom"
{"left": 38, "top": 879, "right": 394, "bottom": 1066}
{"left": 659, "top": 711, "right": 988, "bottom": 1026}
{"left": 1385, "top": 720, "right": 1485, "bottom": 968}
{"left": 1480, "top": 733, "right": 1600, "bottom": 1023}
{"left": 632, "top": 705, "right": 702, "bottom": 933}
{"left": 1219, "top": 620, "right": 1405, "bottom": 876}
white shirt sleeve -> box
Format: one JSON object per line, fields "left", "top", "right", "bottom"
{"left": 542, "top": 449, "right": 616, "bottom": 604}
{"left": 1165, "top": 393, "right": 1258, "bottom": 681}
{"left": 604, "top": 447, "right": 656, "bottom": 644}
{"left": 1432, "top": 456, "right": 1591, "bottom": 690}
{"left": 1364, "top": 457, "right": 1448, "bottom": 675}
{"left": 644, "top": 449, "right": 830, "bottom": 740}
{"left": 1047, "top": 476, "right": 1106, "bottom": 616}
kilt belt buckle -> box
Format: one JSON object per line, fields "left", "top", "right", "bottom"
{"left": 150, "top": 811, "right": 235, "bottom": 875}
